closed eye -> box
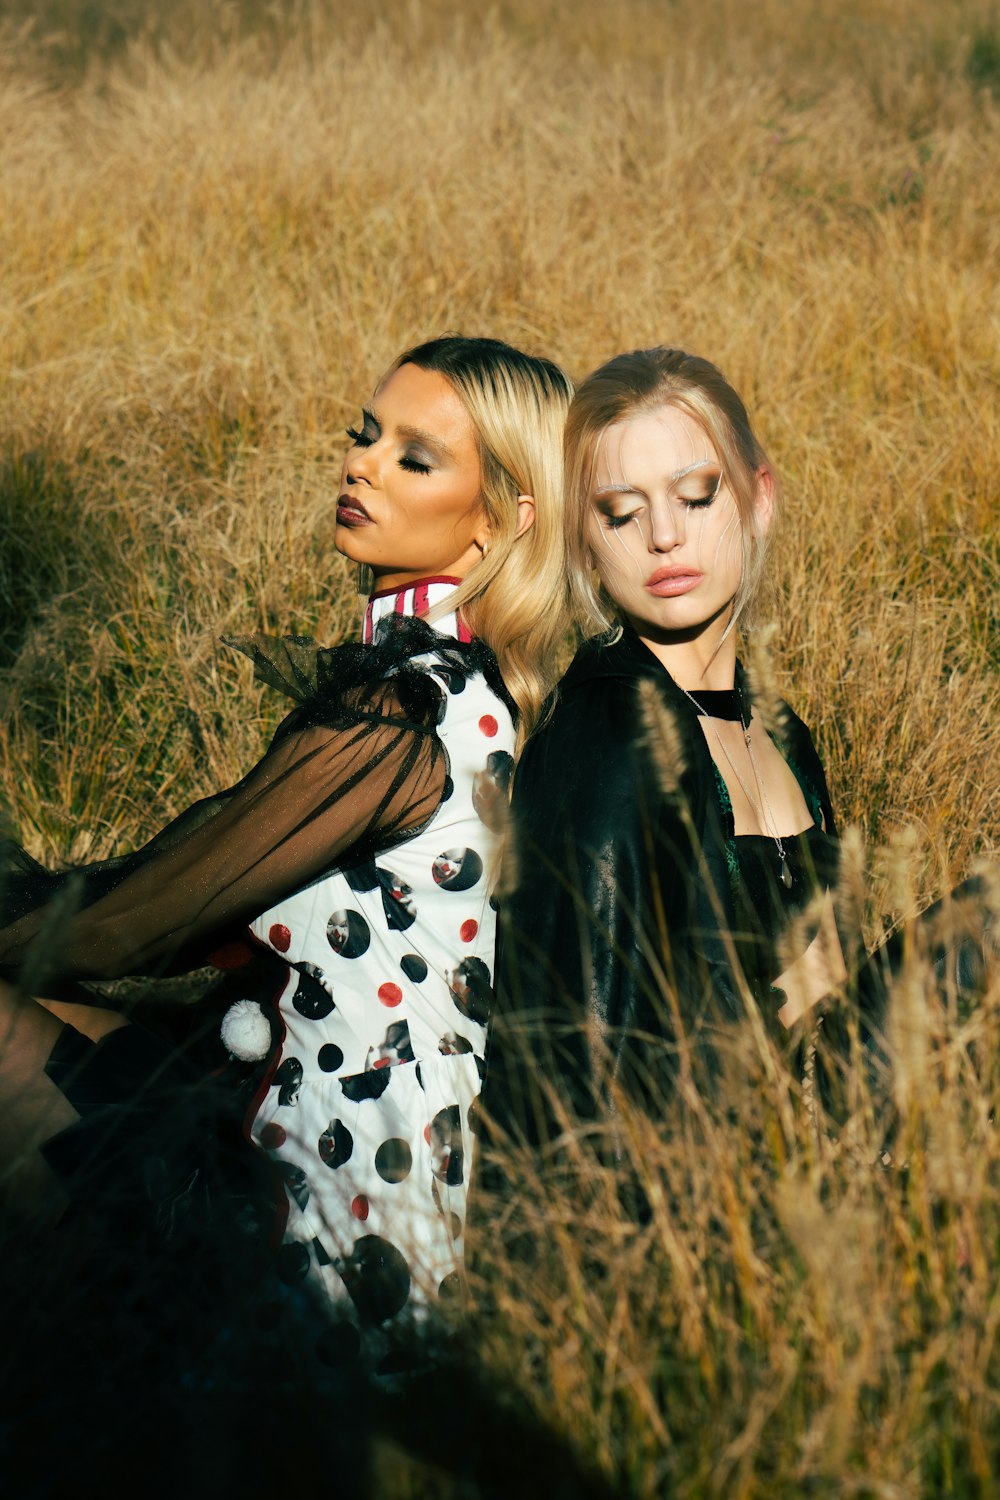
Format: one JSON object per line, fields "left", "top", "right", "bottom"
{"left": 677, "top": 472, "right": 724, "bottom": 509}
{"left": 399, "top": 455, "right": 432, "bottom": 474}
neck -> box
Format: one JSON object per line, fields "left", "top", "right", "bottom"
{"left": 629, "top": 617, "right": 738, "bottom": 691}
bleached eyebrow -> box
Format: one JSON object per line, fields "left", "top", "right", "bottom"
{"left": 592, "top": 482, "right": 642, "bottom": 500}
{"left": 670, "top": 458, "right": 716, "bottom": 481}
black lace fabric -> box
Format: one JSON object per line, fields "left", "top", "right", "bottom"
{"left": 0, "top": 616, "right": 472, "bottom": 990}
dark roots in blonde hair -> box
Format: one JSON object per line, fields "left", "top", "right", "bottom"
{"left": 563, "top": 346, "right": 777, "bottom": 635}
{"left": 383, "top": 335, "right": 574, "bottom": 747}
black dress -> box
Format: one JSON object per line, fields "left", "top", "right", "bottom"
{"left": 480, "top": 626, "right": 843, "bottom": 1148}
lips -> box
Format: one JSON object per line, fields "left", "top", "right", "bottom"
{"left": 645, "top": 566, "right": 703, "bottom": 596}
{"left": 336, "top": 494, "right": 373, "bottom": 526}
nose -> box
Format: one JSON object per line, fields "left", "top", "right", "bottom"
{"left": 344, "top": 442, "right": 380, "bottom": 489}
{"left": 648, "top": 495, "right": 684, "bottom": 553}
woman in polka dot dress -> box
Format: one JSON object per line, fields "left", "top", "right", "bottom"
{"left": 245, "top": 578, "right": 532, "bottom": 1325}
{"left": 0, "top": 335, "right": 572, "bottom": 1342}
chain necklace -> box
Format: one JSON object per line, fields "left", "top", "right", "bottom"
{"left": 675, "top": 681, "right": 793, "bottom": 890}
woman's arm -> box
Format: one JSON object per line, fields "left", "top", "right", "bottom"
{"left": 1, "top": 679, "right": 446, "bottom": 985}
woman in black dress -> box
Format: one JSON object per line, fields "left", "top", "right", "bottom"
{"left": 482, "top": 347, "right": 993, "bottom": 1149}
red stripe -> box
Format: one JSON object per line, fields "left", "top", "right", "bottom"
{"left": 394, "top": 588, "right": 406, "bottom": 616}
{"left": 363, "top": 601, "right": 374, "bottom": 644}
{"left": 413, "top": 581, "right": 430, "bottom": 618}
{"left": 457, "top": 613, "right": 474, "bottom": 643}
{"left": 366, "top": 574, "right": 462, "bottom": 601}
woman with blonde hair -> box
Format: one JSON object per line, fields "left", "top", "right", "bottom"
{"left": 0, "top": 334, "right": 572, "bottom": 1354}
{"left": 482, "top": 346, "right": 992, "bottom": 1146}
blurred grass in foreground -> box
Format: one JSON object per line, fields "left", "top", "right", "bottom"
{"left": 0, "top": 0, "right": 998, "bottom": 1492}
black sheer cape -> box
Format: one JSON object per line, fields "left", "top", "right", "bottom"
{"left": 0, "top": 616, "right": 508, "bottom": 993}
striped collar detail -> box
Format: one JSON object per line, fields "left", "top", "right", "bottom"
{"left": 362, "top": 577, "right": 473, "bottom": 645}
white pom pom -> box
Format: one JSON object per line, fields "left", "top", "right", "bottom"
{"left": 220, "top": 999, "right": 272, "bottom": 1061}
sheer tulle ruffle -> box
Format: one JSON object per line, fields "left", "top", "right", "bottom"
{"left": 0, "top": 615, "right": 505, "bottom": 989}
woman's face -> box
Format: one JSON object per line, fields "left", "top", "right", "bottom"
{"left": 587, "top": 404, "right": 762, "bottom": 645}
{"left": 336, "top": 362, "right": 487, "bottom": 590}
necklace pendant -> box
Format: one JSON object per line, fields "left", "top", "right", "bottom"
{"left": 744, "top": 731, "right": 752, "bottom": 749}
{"left": 780, "top": 855, "right": 793, "bottom": 890}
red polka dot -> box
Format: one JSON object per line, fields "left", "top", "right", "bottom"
{"left": 423, "top": 1124, "right": 432, "bottom": 1144}
{"left": 351, "top": 1195, "right": 369, "bottom": 1221}
{"left": 373, "top": 1057, "right": 391, "bottom": 1069}
{"left": 259, "top": 1122, "right": 286, "bottom": 1150}
{"left": 269, "top": 923, "right": 291, "bottom": 953}
{"left": 460, "top": 919, "right": 479, "bottom": 943}
{"left": 378, "top": 982, "right": 403, "bottom": 1007}
{"left": 478, "top": 715, "right": 499, "bottom": 738}
{"left": 206, "top": 938, "right": 254, "bottom": 970}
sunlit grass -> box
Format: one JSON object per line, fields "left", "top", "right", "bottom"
{"left": 1, "top": 0, "right": 998, "bottom": 1490}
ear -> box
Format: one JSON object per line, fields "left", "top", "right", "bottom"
{"left": 754, "top": 466, "right": 776, "bottom": 534}
{"left": 513, "top": 493, "right": 536, "bottom": 541}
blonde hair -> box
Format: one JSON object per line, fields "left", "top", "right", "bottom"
{"left": 383, "top": 336, "right": 573, "bottom": 747}
{"left": 563, "top": 347, "right": 777, "bottom": 637}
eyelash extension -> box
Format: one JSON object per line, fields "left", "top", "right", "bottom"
{"left": 604, "top": 512, "right": 639, "bottom": 530}
{"left": 399, "top": 456, "right": 432, "bottom": 474}
{"left": 345, "top": 426, "right": 374, "bottom": 447}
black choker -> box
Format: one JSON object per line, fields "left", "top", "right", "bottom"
{"left": 680, "top": 685, "right": 751, "bottom": 727}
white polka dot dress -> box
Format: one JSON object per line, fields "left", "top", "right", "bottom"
{"left": 246, "top": 580, "right": 514, "bottom": 1329}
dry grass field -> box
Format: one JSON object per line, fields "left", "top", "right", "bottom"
{"left": 1, "top": 0, "right": 998, "bottom": 1494}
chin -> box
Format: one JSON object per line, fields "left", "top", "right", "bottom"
{"left": 332, "top": 527, "right": 364, "bottom": 563}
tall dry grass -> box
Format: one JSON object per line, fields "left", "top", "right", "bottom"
{"left": 1, "top": 0, "right": 998, "bottom": 1492}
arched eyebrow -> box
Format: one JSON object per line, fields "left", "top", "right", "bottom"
{"left": 368, "top": 404, "right": 458, "bottom": 464}
{"left": 670, "top": 458, "right": 717, "bottom": 481}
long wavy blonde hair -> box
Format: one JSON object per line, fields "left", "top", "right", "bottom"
{"left": 381, "top": 335, "right": 573, "bottom": 747}
{"left": 563, "top": 347, "right": 777, "bottom": 638}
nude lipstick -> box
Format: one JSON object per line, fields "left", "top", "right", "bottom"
{"left": 645, "top": 566, "right": 703, "bottom": 596}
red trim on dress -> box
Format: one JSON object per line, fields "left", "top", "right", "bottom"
{"left": 367, "top": 574, "right": 463, "bottom": 602}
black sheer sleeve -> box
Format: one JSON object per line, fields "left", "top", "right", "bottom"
{"left": 0, "top": 621, "right": 449, "bottom": 987}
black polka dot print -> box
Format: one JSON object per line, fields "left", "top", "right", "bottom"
{"left": 429, "top": 1105, "right": 464, "bottom": 1186}
{"left": 281, "top": 1162, "right": 310, "bottom": 1212}
{"left": 340, "top": 1068, "right": 392, "bottom": 1104}
{"left": 339, "top": 1235, "right": 411, "bottom": 1326}
{"left": 400, "top": 953, "right": 428, "bottom": 982}
{"left": 318, "top": 1118, "right": 353, "bottom": 1169}
{"left": 374, "top": 1138, "right": 412, "bottom": 1184}
{"left": 272, "top": 1056, "right": 303, "bottom": 1106}
{"left": 290, "top": 962, "right": 335, "bottom": 1020}
{"left": 448, "top": 956, "right": 493, "bottom": 1025}
{"left": 317, "top": 1043, "right": 344, "bottom": 1073}
{"left": 326, "top": 908, "right": 371, "bottom": 959}
{"left": 438, "top": 1032, "right": 473, "bottom": 1056}
{"left": 371, "top": 1019, "right": 413, "bottom": 1068}
{"left": 432, "top": 847, "right": 484, "bottom": 892}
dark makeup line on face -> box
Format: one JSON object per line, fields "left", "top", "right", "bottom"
{"left": 347, "top": 402, "right": 459, "bottom": 475}
{"left": 592, "top": 461, "right": 725, "bottom": 530}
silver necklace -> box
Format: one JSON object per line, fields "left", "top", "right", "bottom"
{"left": 675, "top": 682, "right": 793, "bottom": 890}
